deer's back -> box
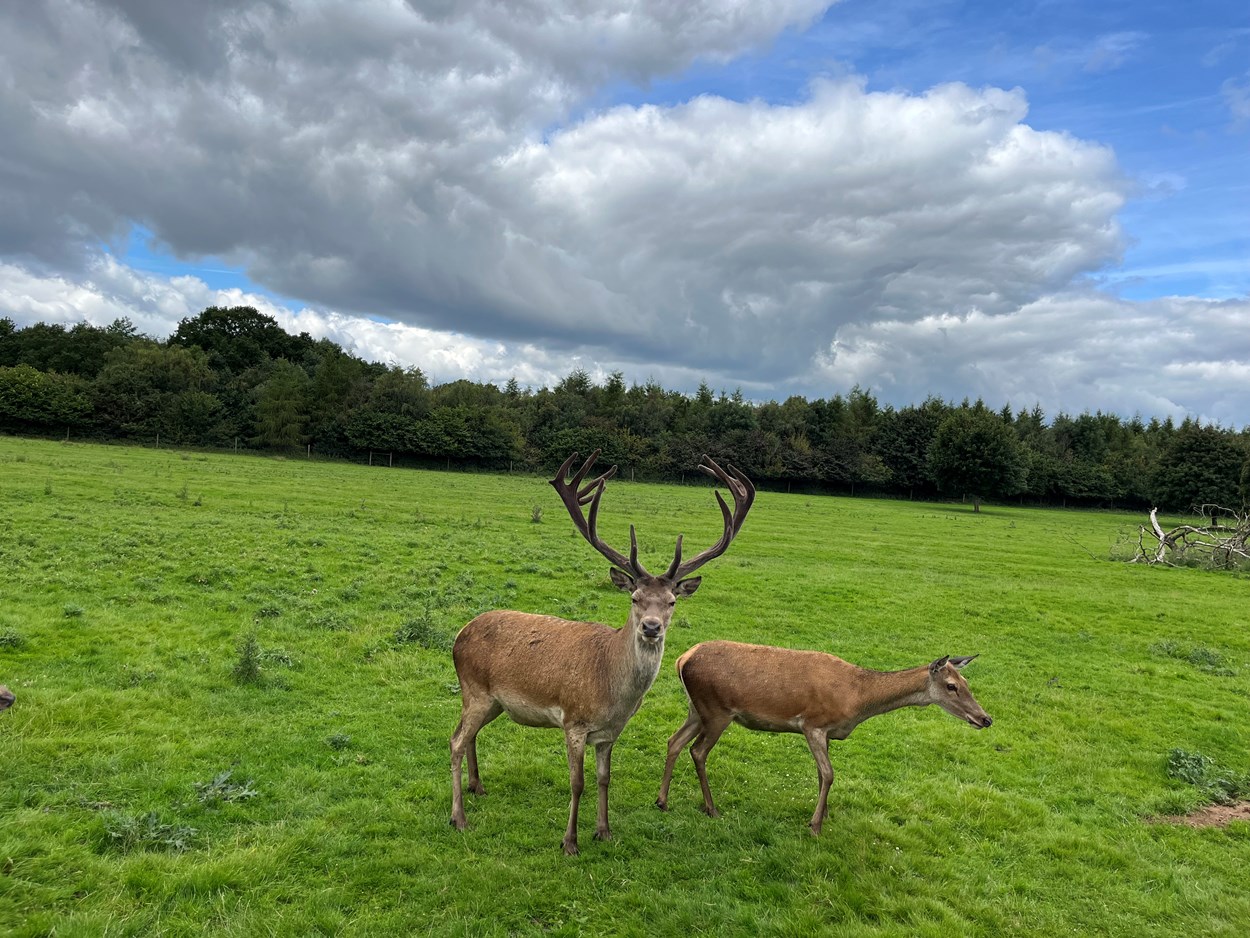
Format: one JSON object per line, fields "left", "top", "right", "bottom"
{"left": 677, "top": 640, "right": 863, "bottom": 730}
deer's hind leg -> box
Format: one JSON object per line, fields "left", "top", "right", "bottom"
{"left": 450, "top": 693, "right": 502, "bottom": 830}
{"left": 803, "top": 726, "right": 834, "bottom": 836}
{"left": 689, "top": 711, "right": 733, "bottom": 819}
{"left": 656, "top": 704, "right": 703, "bottom": 810}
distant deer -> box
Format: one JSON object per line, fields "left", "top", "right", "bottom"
{"left": 0, "top": 685, "right": 13, "bottom": 712}
{"left": 656, "top": 642, "right": 992, "bottom": 834}
{"left": 450, "top": 450, "right": 755, "bottom": 855}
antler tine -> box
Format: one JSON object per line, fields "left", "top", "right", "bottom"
{"left": 698, "top": 456, "right": 755, "bottom": 533}
{"left": 550, "top": 450, "right": 644, "bottom": 577}
{"left": 667, "top": 454, "right": 756, "bottom": 581}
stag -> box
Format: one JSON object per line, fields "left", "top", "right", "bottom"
{"left": 656, "top": 641, "right": 992, "bottom": 834}
{"left": 450, "top": 450, "right": 755, "bottom": 854}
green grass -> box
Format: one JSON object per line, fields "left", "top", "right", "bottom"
{"left": 1, "top": 436, "right": 1248, "bottom": 936}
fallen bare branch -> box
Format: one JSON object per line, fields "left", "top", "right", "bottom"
{"left": 1132, "top": 506, "right": 1250, "bottom": 570}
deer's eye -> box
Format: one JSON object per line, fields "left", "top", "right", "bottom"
{"left": 946, "top": 683, "right": 958, "bottom": 692}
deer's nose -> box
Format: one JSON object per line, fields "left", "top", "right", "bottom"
{"left": 640, "top": 619, "right": 663, "bottom": 639}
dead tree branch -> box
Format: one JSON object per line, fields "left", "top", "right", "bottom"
{"left": 1132, "top": 506, "right": 1250, "bottom": 570}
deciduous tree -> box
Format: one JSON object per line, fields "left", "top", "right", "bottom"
{"left": 928, "top": 408, "right": 1026, "bottom": 512}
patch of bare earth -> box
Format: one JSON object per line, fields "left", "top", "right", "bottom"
{"left": 1151, "top": 802, "right": 1250, "bottom": 828}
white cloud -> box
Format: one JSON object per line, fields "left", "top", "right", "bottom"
{"left": 7, "top": 257, "right": 1250, "bottom": 427}
{"left": 820, "top": 292, "right": 1250, "bottom": 424}
{"left": 1222, "top": 71, "right": 1250, "bottom": 125}
{"left": 0, "top": 0, "right": 1246, "bottom": 426}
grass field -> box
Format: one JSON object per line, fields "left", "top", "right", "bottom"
{"left": 1, "top": 435, "right": 1248, "bottom": 936}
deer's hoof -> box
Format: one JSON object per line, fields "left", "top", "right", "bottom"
{"left": 655, "top": 798, "right": 668, "bottom": 812}
{"left": 701, "top": 806, "right": 721, "bottom": 819}
{"left": 467, "top": 781, "right": 486, "bottom": 795}
{"left": 450, "top": 815, "right": 467, "bottom": 831}
{"left": 594, "top": 829, "right": 612, "bottom": 842}
{"left": 562, "top": 840, "right": 579, "bottom": 856}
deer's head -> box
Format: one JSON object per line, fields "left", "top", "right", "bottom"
{"left": 552, "top": 450, "right": 755, "bottom": 649}
{"left": 926, "top": 655, "right": 992, "bottom": 729}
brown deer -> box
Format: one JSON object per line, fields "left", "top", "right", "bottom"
{"left": 0, "top": 685, "right": 13, "bottom": 712}
{"left": 450, "top": 450, "right": 755, "bottom": 855}
{"left": 656, "top": 641, "right": 992, "bottom": 835}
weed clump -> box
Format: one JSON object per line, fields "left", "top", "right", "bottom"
{"left": 393, "top": 616, "right": 451, "bottom": 651}
{"left": 121, "top": 664, "right": 158, "bottom": 687}
{"left": 231, "top": 631, "right": 264, "bottom": 685}
{"left": 1150, "top": 640, "right": 1237, "bottom": 676}
{"left": 1166, "top": 748, "right": 1250, "bottom": 806}
{"left": 98, "top": 810, "right": 197, "bottom": 853}
{"left": 308, "top": 611, "right": 350, "bottom": 631}
{"left": 193, "top": 770, "right": 259, "bottom": 806}
{"left": 63, "top": 604, "right": 84, "bottom": 619}
{"left": 326, "top": 733, "right": 352, "bottom": 751}
{"left": 0, "top": 628, "right": 24, "bottom": 648}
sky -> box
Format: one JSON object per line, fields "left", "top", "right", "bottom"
{"left": 1, "top": 0, "right": 1248, "bottom": 424}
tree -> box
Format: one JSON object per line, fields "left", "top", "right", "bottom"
{"left": 876, "top": 398, "right": 946, "bottom": 498}
{"left": 0, "top": 364, "right": 91, "bottom": 431}
{"left": 0, "top": 320, "right": 133, "bottom": 377}
{"left": 1150, "top": 422, "right": 1244, "bottom": 512}
{"left": 171, "top": 307, "right": 309, "bottom": 373}
{"left": 927, "top": 409, "right": 1027, "bottom": 512}
{"left": 92, "top": 342, "right": 217, "bottom": 441}
{"left": 252, "top": 359, "right": 310, "bottom": 449}
{"left": 307, "top": 346, "right": 369, "bottom": 447}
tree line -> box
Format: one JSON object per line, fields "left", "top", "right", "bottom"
{"left": 2, "top": 307, "right": 1247, "bottom": 512}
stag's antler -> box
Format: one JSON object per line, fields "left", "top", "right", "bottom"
{"left": 550, "top": 450, "right": 649, "bottom": 577}
{"left": 663, "top": 454, "right": 755, "bottom": 581}
{"left": 552, "top": 450, "right": 754, "bottom": 583}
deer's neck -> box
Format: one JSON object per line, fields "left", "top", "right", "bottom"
{"left": 854, "top": 665, "right": 931, "bottom": 723}
{"left": 609, "top": 620, "right": 664, "bottom": 702}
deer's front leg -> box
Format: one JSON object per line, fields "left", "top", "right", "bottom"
{"left": 594, "top": 741, "right": 614, "bottom": 841}
{"left": 562, "top": 727, "right": 588, "bottom": 856}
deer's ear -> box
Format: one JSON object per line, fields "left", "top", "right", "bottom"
{"left": 609, "top": 568, "right": 636, "bottom": 591}
{"left": 948, "top": 654, "right": 978, "bottom": 670}
{"left": 929, "top": 656, "right": 950, "bottom": 673}
{"left": 674, "top": 577, "right": 702, "bottom": 598}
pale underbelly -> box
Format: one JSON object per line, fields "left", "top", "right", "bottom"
{"left": 501, "top": 697, "right": 564, "bottom": 728}
{"left": 733, "top": 712, "right": 804, "bottom": 733}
